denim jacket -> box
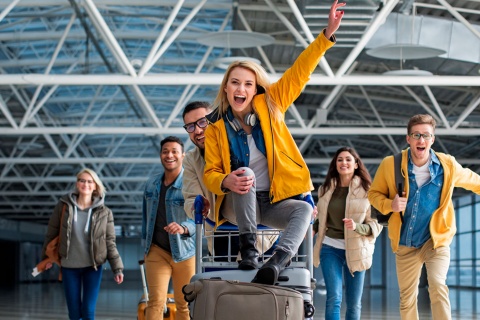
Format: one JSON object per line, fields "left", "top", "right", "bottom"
{"left": 400, "top": 150, "right": 443, "bottom": 248}
{"left": 224, "top": 107, "right": 266, "bottom": 170}
{"left": 141, "top": 168, "right": 195, "bottom": 262}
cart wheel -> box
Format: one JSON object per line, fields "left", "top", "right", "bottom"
{"left": 304, "top": 301, "right": 315, "bottom": 318}
{"left": 164, "top": 306, "right": 170, "bottom": 318}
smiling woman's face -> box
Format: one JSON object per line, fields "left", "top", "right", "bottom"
{"left": 76, "top": 172, "right": 96, "bottom": 197}
{"left": 224, "top": 66, "right": 257, "bottom": 117}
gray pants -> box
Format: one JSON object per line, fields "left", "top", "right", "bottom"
{"left": 223, "top": 167, "right": 312, "bottom": 257}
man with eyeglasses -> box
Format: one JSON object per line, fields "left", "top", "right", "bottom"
{"left": 368, "top": 114, "right": 480, "bottom": 320}
{"left": 181, "top": 101, "right": 277, "bottom": 262}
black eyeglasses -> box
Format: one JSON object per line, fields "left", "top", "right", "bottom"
{"left": 409, "top": 133, "right": 434, "bottom": 140}
{"left": 183, "top": 117, "right": 208, "bottom": 133}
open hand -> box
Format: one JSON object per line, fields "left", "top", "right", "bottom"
{"left": 325, "top": 0, "right": 346, "bottom": 39}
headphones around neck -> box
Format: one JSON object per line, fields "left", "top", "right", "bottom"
{"left": 226, "top": 111, "right": 257, "bottom": 132}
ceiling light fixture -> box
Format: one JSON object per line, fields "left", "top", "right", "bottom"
{"left": 197, "top": 30, "right": 274, "bottom": 48}
{"left": 198, "top": 30, "right": 274, "bottom": 70}
{"left": 213, "top": 56, "right": 262, "bottom": 70}
{"left": 366, "top": 44, "right": 445, "bottom": 60}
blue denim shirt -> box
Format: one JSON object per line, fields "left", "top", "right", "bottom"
{"left": 224, "top": 108, "right": 266, "bottom": 170}
{"left": 141, "top": 168, "right": 195, "bottom": 262}
{"left": 400, "top": 150, "right": 443, "bottom": 248}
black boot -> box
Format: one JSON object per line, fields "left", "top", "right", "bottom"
{"left": 238, "top": 233, "right": 259, "bottom": 270}
{"left": 252, "top": 250, "right": 291, "bottom": 285}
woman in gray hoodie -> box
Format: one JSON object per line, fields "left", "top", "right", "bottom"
{"left": 42, "top": 168, "right": 124, "bottom": 320}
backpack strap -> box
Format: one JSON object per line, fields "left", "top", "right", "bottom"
{"left": 394, "top": 152, "right": 403, "bottom": 193}
{"left": 393, "top": 152, "right": 404, "bottom": 223}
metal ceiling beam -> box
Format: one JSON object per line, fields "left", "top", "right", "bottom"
{"left": 335, "top": 0, "right": 400, "bottom": 77}
{"left": 139, "top": 0, "right": 207, "bottom": 76}
{"left": 1, "top": 156, "right": 480, "bottom": 167}
{"left": 2, "top": 127, "right": 480, "bottom": 136}
{"left": 138, "top": 0, "right": 184, "bottom": 76}
{"left": 1, "top": 74, "right": 479, "bottom": 86}
{"left": 436, "top": 0, "right": 480, "bottom": 40}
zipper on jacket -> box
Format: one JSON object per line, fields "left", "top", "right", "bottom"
{"left": 91, "top": 214, "right": 98, "bottom": 270}
{"left": 268, "top": 110, "right": 275, "bottom": 203}
{"left": 285, "top": 300, "right": 290, "bottom": 318}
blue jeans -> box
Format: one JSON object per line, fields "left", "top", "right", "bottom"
{"left": 62, "top": 266, "right": 103, "bottom": 320}
{"left": 320, "top": 244, "right": 365, "bottom": 320}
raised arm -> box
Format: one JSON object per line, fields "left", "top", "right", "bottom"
{"left": 325, "top": 0, "right": 346, "bottom": 40}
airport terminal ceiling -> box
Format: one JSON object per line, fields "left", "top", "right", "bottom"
{"left": 0, "top": 0, "right": 479, "bottom": 235}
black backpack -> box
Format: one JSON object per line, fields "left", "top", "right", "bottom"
{"left": 372, "top": 152, "right": 404, "bottom": 226}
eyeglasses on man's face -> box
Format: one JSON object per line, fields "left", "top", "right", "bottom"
{"left": 78, "top": 179, "right": 95, "bottom": 184}
{"left": 183, "top": 117, "right": 208, "bottom": 133}
{"left": 409, "top": 133, "right": 434, "bottom": 140}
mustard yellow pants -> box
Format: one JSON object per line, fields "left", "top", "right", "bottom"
{"left": 145, "top": 245, "right": 195, "bottom": 320}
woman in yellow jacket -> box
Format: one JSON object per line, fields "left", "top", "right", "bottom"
{"left": 204, "top": 0, "right": 346, "bottom": 285}
{"left": 313, "top": 147, "right": 382, "bottom": 320}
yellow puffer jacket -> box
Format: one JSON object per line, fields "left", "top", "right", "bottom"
{"left": 368, "top": 148, "right": 480, "bottom": 252}
{"left": 204, "top": 32, "right": 335, "bottom": 227}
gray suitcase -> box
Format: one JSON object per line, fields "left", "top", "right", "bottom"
{"left": 189, "top": 268, "right": 315, "bottom": 318}
{"left": 183, "top": 278, "right": 305, "bottom": 320}
{"left": 190, "top": 195, "right": 316, "bottom": 319}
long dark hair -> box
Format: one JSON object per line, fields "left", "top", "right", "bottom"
{"left": 318, "top": 146, "right": 371, "bottom": 197}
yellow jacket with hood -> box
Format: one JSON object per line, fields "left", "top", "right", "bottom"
{"left": 368, "top": 148, "right": 480, "bottom": 253}
{"left": 204, "top": 32, "right": 335, "bottom": 227}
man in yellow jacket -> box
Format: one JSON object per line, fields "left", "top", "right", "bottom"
{"left": 368, "top": 114, "right": 480, "bottom": 320}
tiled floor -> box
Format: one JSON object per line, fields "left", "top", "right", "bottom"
{"left": 0, "top": 280, "right": 479, "bottom": 319}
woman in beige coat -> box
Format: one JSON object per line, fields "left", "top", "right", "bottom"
{"left": 313, "top": 147, "right": 382, "bottom": 320}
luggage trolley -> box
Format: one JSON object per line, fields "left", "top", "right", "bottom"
{"left": 191, "top": 195, "right": 316, "bottom": 319}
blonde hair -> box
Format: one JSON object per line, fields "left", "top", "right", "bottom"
{"left": 76, "top": 168, "right": 106, "bottom": 198}
{"left": 212, "top": 60, "right": 282, "bottom": 122}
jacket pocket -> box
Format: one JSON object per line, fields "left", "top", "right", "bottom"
{"left": 280, "top": 151, "right": 303, "bottom": 168}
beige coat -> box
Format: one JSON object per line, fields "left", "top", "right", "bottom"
{"left": 313, "top": 176, "right": 383, "bottom": 274}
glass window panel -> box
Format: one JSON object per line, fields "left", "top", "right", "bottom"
{"left": 459, "top": 264, "right": 473, "bottom": 287}
{"left": 450, "top": 236, "right": 457, "bottom": 259}
{"left": 458, "top": 233, "right": 473, "bottom": 260}
{"left": 458, "top": 195, "right": 472, "bottom": 207}
{"left": 447, "top": 265, "right": 457, "bottom": 286}
{"left": 457, "top": 206, "right": 472, "bottom": 233}
{"left": 476, "top": 234, "right": 480, "bottom": 259}
{"left": 370, "top": 244, "right": 383, "bottom": 286}
{"left": 476, "top": 203, "right": 480, "bottom": 230}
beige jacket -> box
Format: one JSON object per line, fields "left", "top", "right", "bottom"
{"left": 313, "top": 176, "right": 383, "bottom": 274}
